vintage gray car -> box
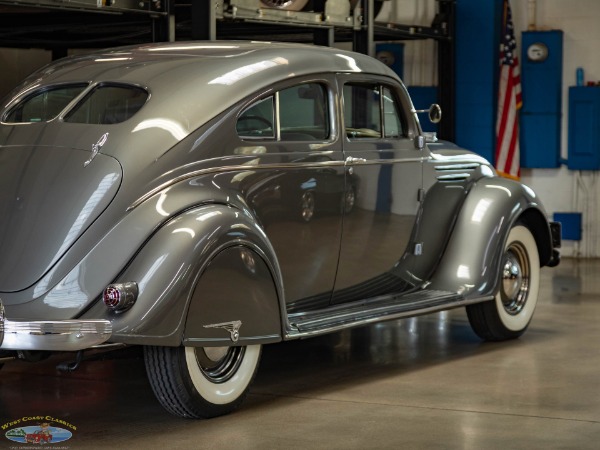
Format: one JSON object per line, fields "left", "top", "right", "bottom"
{"left": 0, "top": 41, "right": 560, "bottom": 419}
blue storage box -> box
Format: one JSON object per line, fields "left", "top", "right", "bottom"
{"left": 553, "top": 212, "right": 582, "bottom": 241}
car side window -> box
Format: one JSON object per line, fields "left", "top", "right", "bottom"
{"left": 65, "top": 84, "right": 148, "bottom": 124}
{"left": 236, "top": 82, "right": 329, "bottom": 141}
{"left": 236, "top": 97, "right": 275, "bottom": 139}
{"left": 279, "top": 83, "right": 329, "bottom": 141}
{"left": 4, "top": 84, "right": 88, "bottom": 123}
{"left": 343, "top": 84, "right": 382, "bottom": 139}
{"left": 383, "top": 87, "right": 404, "bottom": 138}
{"left": 343, "top": 83, "right": 406, "bottom": 139}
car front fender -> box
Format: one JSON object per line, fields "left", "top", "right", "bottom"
{"left": 80, "top": 204, "right": 284, "bottom": 346}
{"left": 425, "top": 177, "right": 553, "bottom": 299}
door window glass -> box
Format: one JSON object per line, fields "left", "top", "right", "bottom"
{"left": 343, "top": 84, "right": 382, "bottom": 139}
{"left": 236, "top": 96, "right": 275, "bottom": 138}
{"left": 279, "top": 83, "right": 329, "bottom": 141}
{"left": 236, "top": 82, "right": 329, "bottom": 141}
{"left": 383, "top": 87, "right": 404, "bottom": 138}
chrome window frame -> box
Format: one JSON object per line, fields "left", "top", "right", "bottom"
{"left": 235, "top": 76, "right": 337, "bottom": 146}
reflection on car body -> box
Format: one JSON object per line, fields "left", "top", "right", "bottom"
{"left": 0, "top": 41, "right": 560, "bottom": 419}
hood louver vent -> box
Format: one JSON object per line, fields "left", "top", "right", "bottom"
{"left": 435, "top": 163, "right": 480, "bottom": 181}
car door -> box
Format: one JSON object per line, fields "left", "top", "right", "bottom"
{"left": 332, "top": 75, "right": 425, "bottom": 304}
{"left": 233, "top": 76, "right": 345, "bottom": 311}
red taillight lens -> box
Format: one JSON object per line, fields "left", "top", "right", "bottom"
{"left": 103, "top": 282, "right": 138, "bottom": 313}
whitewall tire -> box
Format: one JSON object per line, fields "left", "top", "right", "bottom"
{"left": 144, "top": 344, "right": 262, "bottom": 419}
{"left": 467, "top": 225, "right": 540, "bottom": 341}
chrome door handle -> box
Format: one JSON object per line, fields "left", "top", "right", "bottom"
{"left": 345, "top": 156, "right": 367, "bottom": 164}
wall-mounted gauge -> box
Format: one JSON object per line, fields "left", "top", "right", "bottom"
{"left": 527, "top": 42, "right": 549, "bottom": 62}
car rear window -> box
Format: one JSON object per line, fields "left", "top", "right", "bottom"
{"left": 3, "top": 84, "right": 88, "bottom": 123}
{"left": 64, "top": 84, "right": 148, "bottom": 124}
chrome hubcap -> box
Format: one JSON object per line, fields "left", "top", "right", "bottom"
{"left": 195, "top": 346, "right": 245, "bottom": 383}
{"left": 500, "top": 242, "right": 530, "bottom": 315}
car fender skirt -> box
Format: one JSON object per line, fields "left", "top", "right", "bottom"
{"left": 0, "top": 299, "right": 111, "bottom": 351}
{"left": 183, "top": 245, "right": 282, "bottom": 347}
{"left": 79, "top": 204, "right": 283, "bottom": 346}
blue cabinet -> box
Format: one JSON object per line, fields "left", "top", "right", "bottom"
{"left": 568, "top": 87, "right": 600, "bottom": 170}
{"left": 520, "top": 31, "right": 563, "bottom": 168}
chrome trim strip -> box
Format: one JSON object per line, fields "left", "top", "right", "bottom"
{"left": 0, "top": 318, "right": 112, "bottom": 351}
{"left": 184, "top": 334, "right": 280, "bottom": 345}
{"left": 275, "top": 91, "right": 281, "bottom": 141}
{"left": 128, "top": 156, "right": 427, "bottom": 211}
{"left": 0, "top": 301, "right": 4, "bottom": 348}
{"left": 435, "top": 163, "right": 480, "bottom": 171}
{"left": 285, "top": 295, "right": 493, "bottom": 340}
{"left": 437, "top": 173, "right": 472, "bottom": 181}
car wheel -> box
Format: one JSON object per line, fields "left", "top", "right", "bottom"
{"left": 466, "top": 225, "right": 540, "bottom": 341}
{"left": 260, "top": 0, "right": 309, "bottom": 11}
{"left": 300, "top": 191, "right": 315, "bottom": 222}
{"left": 144, "top": 344, "right": 261, "bottom": 419}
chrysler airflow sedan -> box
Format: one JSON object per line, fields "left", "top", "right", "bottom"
{"left": 0, "top": 42, "right": 560, "bottom": 419}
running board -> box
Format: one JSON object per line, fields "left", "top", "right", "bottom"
{"left": 286, "top": 289, "right": 485, "bottom": 339}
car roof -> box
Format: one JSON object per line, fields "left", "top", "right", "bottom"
{"left": 3, "top": 42, "right": 403, "bottom": 159}
{"left": 39, "top": 41, "right": 399, "bottom": 84}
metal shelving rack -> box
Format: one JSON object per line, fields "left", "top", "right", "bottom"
{"left": 180, "top": 0, "right": 455, "bottom": 139}
{"left": 0, "top": 0, "right": 454, "bottom": 139}
{"left": 0, "top": 0, "right": 171, "bottom": 58}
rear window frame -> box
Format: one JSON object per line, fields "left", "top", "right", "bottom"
{"left": 2, "top": 82, "right": 90, "bottom": 124}
{"left": 63, "top": 82, "right": 150, "bottom": 125}
{"left": 1, "top": 81, "right": 150, "bottom": 125}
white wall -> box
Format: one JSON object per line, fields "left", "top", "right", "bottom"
{"left": 382, "top": 0, "right": 600, "bottom": 257}
{"left": 379, "top": 0, "right": 438, "bottom": 86}
{"left": 512, "top": 0, "right": 600, "bottom": 257}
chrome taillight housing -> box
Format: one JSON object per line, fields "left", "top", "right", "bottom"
{"left": 103, "top": 282, "right": 138, "bottom": 313}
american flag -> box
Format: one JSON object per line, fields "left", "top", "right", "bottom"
{"left": 495, "top": 0, "right": 522, "bottom": 180}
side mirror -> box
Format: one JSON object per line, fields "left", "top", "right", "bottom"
{"left": 415, "top": 103, "right": 442, "bottom": 124}
{"left": 428, "top": 104, "right": 442, "bottom": 123}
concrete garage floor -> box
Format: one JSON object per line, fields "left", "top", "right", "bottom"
{"left": 1, "top": 258, "right": 599, "bottom": 449}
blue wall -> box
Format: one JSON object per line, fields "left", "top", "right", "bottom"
{"left": 455, "top": 0, "right": 503, "bottom": 162}
{"left": 407, "top": 86, "right": 439, "bottom": 133}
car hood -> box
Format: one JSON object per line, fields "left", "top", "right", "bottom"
{"left": 0, "top": 145, "right": 122, "bottom": 292}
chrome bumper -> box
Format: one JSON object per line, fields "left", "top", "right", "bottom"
{"left": 0, "top": 301, "right": 112, "bottom": 351}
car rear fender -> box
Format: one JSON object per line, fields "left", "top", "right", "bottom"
{"left": 425, "top": 177, "right": 553, "bottom": 299}
{"left": 79, "top": 204, "right": 284, "bottom": 346}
